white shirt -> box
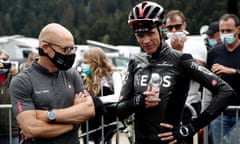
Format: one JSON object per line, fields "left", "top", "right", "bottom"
{"left": 167, "top": 37, "right": 207, "bottom": 104}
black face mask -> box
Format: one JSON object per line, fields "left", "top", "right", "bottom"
{"left": 39, "top": 48, "right": 75, "bottom": 70}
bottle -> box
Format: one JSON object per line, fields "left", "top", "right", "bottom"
{"left": 147, "top": 73, "right": 161, "bottom": 99}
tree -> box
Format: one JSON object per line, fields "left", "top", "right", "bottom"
{"left": 0, "top": 0, "right": 238, "bottom": 45}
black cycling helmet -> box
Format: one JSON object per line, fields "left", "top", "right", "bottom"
{"left": 128, "top": 1, "right": 165, "bottom": 33}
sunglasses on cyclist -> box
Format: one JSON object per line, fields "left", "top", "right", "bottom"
{"left": 129, "top": 19, "right": 158, "bottom": 33}
{"left": 166, "top": 24, "right": 182, "bottom": 31}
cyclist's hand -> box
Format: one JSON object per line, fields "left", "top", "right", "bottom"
{"left": 158, "top": 123, "right": 176, "bottom": 144}
{"left": 143, "top": 91, "right": 161, "bottom": 108}
{"left": 158, "top": 123, "right": 196, "bottom": 144}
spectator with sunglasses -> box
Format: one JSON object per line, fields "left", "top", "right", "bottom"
{"left": 165, "top": 9, "right": 208, "bottom": 144}
{"left": 9, "top": 23, "right": 97, "bottom": 144}
{"left": 116, "top": 1, "right": 236, "bottom": 144}
{"left": 165, "top": 10, "right": 207, "bottom": 65}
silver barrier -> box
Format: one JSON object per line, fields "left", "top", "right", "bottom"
{"left": 203, "top": 106, "right": 240, "bottom": 144}
{"left": 79, "top": 113, "right": 134, "bottom": 144}
{"left": 0, "top": 103, "right": 134, "bottom": 144}
{"left": 0, "top": 104, "right": 13, "bottom": 144}
{"left": 5, "top": 104, "right": 238, "bottom": 144}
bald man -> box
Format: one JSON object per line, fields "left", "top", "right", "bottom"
{"left": 10, "top": 23, "right": 95, "bottom": 144}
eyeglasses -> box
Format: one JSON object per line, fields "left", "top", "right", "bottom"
{"left": 166, "top": 24, "right": 182, "bottom": 31}
{"left": 42, "top": 40, "right": 77, "bottom": 53}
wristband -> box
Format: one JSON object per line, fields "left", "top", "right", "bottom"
{"left": 172, "top": 123, "right": 196, "bottom": 142}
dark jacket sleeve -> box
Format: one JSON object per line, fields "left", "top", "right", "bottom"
{"left": 180, "top": 54, "right": 237, "bottom": 131}
{"left": 116, "top": 59, "right": 141, "bottom": 120}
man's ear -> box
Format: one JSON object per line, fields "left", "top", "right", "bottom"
{"left": 237, "top": 26, "right": 240, "bottom": 37}
{"left": 41, "top": 43, "right": 49, "bottom": 53}
{"left": 182, "top": 22, "right": 187, "bottom": 30}
{"left": 41, "top": 43, "right": 48, "bottom": 48}
{"left": 38, "top": 43, "right": 49, "bottom": 56}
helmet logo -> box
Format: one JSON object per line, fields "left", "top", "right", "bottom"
{"left": 139, "top": 8, "right": 144, "bottom": 17}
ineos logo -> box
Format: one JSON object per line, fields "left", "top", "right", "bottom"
{"left": 140, "top": 75, "right": 171, "bottom": 87}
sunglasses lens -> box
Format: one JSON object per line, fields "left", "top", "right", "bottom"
{"left": 130, "top": 20, "right": 154, "bottom": 29}
{"left": 166, "top": 24, "right": 182, "bottom": 31}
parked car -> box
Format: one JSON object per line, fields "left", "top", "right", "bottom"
{"left": 73, "top": 52, "right": 130, "bottom": 73}
{"left": 73, "top": 44, "right": 130, "bottom": 72}
{"left": 107, "top": 54, "right": 130, "bottom": 72}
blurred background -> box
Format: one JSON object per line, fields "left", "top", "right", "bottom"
{"left": 0, "top": 0, "right": 239, "bottom": 72}
{"left": 0, "top": 0, "right": 239, "bottom": 45}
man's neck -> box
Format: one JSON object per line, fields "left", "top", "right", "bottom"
{"left": 225, "top": 39, "right": 240, "bottom": 52}
{"left": 38, "top": 57, "right": 59, "bottom": 73}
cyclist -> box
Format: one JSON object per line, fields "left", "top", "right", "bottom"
{"left": 116, "top": 1, "right": 236, "bottom": 144}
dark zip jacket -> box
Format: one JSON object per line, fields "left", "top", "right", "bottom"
{"left": 117, "top": 44, "right": 236, "bottom": 142}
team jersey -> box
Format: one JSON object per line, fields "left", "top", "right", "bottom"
{"left": 117, "top": 44, "right": 235, "bottom": 142}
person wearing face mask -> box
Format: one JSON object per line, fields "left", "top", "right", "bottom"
{"left": 202, "top": 21, "right": 222, "bottom": 115}
{"left": 206, "top": 13, "right": 240, "bottom": 144}
{"left": 116, "top": 1, "right": 236, "bottom": 144}
{"left": 165, "top": 10, "right": 207, "bottom": 66}
{"left": 0, "top": 50, "right": 19, "bottom": 144}
{"left": 9, "top": 23, "right": 96, "bottom": 144}
{"left": 80, "top": 47, "right": 122, "bottom": 144}
{"left": 204, "top": 21, "right": 222, "bottom": 49}
{"left": 165, "top": 10, "right": 207, "bottom": 144}
{"left": 201, "top": 21, "right": 222, "bottom": 144}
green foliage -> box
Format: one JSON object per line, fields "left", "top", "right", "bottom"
{"left": 0, "top": 0, "right": 238, "bottom": 45}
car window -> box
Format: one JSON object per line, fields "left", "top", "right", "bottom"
{"left": 113, "top": 57, "right": 129, "bottom": 68}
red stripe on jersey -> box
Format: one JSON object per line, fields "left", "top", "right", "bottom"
{"left": 17, "top": 101, "right": 23, "bottom": 112}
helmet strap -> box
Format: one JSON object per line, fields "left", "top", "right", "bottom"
{"left": 157, "top": 27, "right": 166, "bottom": 47}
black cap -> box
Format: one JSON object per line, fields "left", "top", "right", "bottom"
{"left": 205, "top": 21, "right": 219, "bottom": 36}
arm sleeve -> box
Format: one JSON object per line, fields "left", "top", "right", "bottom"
{"left": 9, "top": 74, "right": 35, "bottom": 116}
{"left": 72, "top": 69, "right": 84, "bottom": 93}
{"left": 116, "top": 59, "right": 139, "bottom": 120}
{"left": 180, "top": 54, "right": 236, "bottom": 131}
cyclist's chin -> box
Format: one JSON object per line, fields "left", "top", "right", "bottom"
{"left": 145, "top": 48, "right": 157, "bottom": 54}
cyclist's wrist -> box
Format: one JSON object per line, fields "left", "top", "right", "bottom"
{"left": 172, "top": 123, "right": 196, "bottom": 142}
{"left": 191, "top": 111, "right": 212, "bottom": 131}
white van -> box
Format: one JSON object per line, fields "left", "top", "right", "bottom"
{"left": 0, "top": 35, "right": 38, "bottom": 70}
{"left": 0, "top": 35, "right": 38, "bottom": 60}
